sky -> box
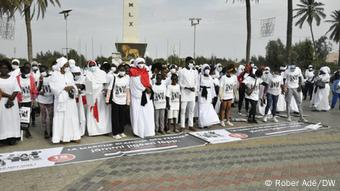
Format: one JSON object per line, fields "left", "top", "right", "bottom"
{"left": 0, "top": 0, "right": 339, "bottom": 61}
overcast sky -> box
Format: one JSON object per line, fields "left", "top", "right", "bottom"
{"left": 0, "top": 0, "right": 339, "bottom": 61}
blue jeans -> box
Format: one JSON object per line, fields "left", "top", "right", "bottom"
{"left": 331, "top": 92, "right": 340, "bottom": 109}
{"left": 265, "top": 93, "right": 279, "bottom": 116}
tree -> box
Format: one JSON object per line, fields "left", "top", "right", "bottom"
{"left": 35, "top": 50, "right": 63, "bottom": 68}
{"left": 228, "top": 0, "right": 259, "bottom": 64}
{"left": 292, "top": 39, "right": 314, "bottom": 69}
{"left": 286, "top": 0, "right": 293, "bottom": 65}
{"left": 265, "top": 39, "right": 286, "bottom": 70}
{"left": 315, "top": 36, "right": 332, "bottom": 62}
{"left": 294, "top": 0, "right": 326, "bottom": 56}
{"left": 0, "top": 0, "right": 61, "bottom": 62}
{"left": 326, "top": 10, "right": 340, "bottom": 66}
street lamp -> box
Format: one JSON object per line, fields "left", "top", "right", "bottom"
{"left": 59, "top": 9, "right": 72, "bottom": 57}
{"left": 189, "top": 17, "right": 202, "bottom": 59}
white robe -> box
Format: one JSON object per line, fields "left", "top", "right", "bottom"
{"left": 75, "top": 75, "right": 86, "bottom": 136}
{"left": 0, "top": 76, "right": 21, "bottom": 140}
{"left": 50, "top": 71, "right": 81, "bottom": 143}
{"left": 130, "top": 76, "right": 155, "bottom": 138}
{"left": 85, "top": 69, "right": 112, "bottom": 136}
{"left": 311, "top": 74, "right": 331, "bottom": 111}
{"left": 198, "top": 75, "right": 220, "bottom": 128}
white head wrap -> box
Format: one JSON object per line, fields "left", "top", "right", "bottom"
{"left": 11, "top": 59, "right": 20, "bottom": 65}
{"left": 320, "top": 66, "right": 331, "bottom": 74}
{"left": 56, "top": 57, "right": 68, "bottom": 70}
{"left": 69, "top": 59, "right": 76, "bottom": 67}
{"left": 71, "top": 66, "right": 81, "bottom": 73}
{"left": 133, "top": 58, "right": 145, "bottom": 67}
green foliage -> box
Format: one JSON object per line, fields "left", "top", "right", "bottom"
{"left": 35, "top": 50, "right": 63, "bottom": 68}
{"left": 68, "top": 49, "right": 87, "bottom": 67}
{"left": 326, "top": 10, "right": 340, "bottom": 43}
{"left": 265, "top": 39, "right": 286, "bottom": 70}
{"left": 294, "top": 0, "right": 326, "bottom": 28}
{"left": 292, "top": 39, "right": 314, "bottom": 69}
{"left": 95, "top": 56, "right": 112, "bottom": 66}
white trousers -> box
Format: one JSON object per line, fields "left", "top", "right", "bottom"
{"left": 180, "top": 101, "right": 195, "bottom": 128}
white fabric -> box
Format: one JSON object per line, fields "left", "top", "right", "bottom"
{"left": 166, "top": 84, "right": 181, "bottom": 111}
{"left": 305, "top": 70, "right": 315, "bottom": 82}
{"left": 178, "top": 68, "right": 198, "bottom": 102}
{"left": 20, "top": 77, "right": 32, "bottom": 103}
{"left": 180, "top": 101, "right": 195, "bottom": 128}
{"left": 311, "top": 73, "right": 331, "bottom": 111}
{"left": 37, "top": 76, "right": 53, "bottom": 104}
{"left": 108, "top": 75, "right": 130, "bottom": 105}
{"left": 85, "top": 69, "right": 112, "bottom": 136}
{"left": 75, "top": 74, "right": 86, "bottom": 136}
{"left": 10, "top": 68, "right": 20, "bottom": 78}
{"left": 153, "top": 83, "right": 167, "bottom": 110}
{"left": 130, "top": 76, "right": 155, "bottom": 138}
{"left": 198, "top": 75, "right": 219, "bottom": 128}
{"left": 0, "top": 76, "right": 21, "bottom": 140}
{"left": 33, "top": 71, "right": 41, "bottom": 84}
{"left": 284, "top": 67, "right": 303, "bottom": 89}
{"left": 49, "top": 71, "right": 81, "bottom": 143}
{"left": 243, "top": 76, "right": 262, "bottom": 101}
{"left": 219, "top": 75, "right": 237, "bottom": 100}
{"left": 168, "top": 110, "right": 179, "bottom": 119}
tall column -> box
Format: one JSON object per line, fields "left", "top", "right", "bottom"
{"left": 123, "top": 0, "right": 139, "bottom": 43}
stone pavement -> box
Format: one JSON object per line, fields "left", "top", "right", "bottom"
{"left": 0, "top": 102, "right": 339, "bottom": 191}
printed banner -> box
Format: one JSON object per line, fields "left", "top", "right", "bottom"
{"left": 19, "top": 107, "right": 31, "bottom": 124}
{"left": 226, "top": 122, "right": 323, "bottom": 140}
{"left": 189, "top": 129, "right": 242, "bottom": 144}
{"left": 0, "top": 134, "right": 206, "bottom": 173}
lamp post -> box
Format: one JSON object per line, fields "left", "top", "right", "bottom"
{"left": 59, "top": 9, "right": 72, "bottom": 57}
{"left": 189, "top": 18, "right": 202, "bottom": 59}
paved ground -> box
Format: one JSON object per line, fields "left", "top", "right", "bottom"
{"left": 0, "top": 102, "right": 339, "bottom": 191}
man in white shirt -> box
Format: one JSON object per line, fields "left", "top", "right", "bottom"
{"left": 178, "top": 57, "right": 198, "bottom": 131}
{"left": 283, "top": 65, "right": 307, "bottom": 122}
{"left": 304, "top": 65, "right": 315, "bottom": 100}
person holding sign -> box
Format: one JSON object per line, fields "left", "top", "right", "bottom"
{"left": 16, "top": 62, "right": 38, "bottom": 138}
{"left": 0, "top": 59, "right": 21, "bottom": 145}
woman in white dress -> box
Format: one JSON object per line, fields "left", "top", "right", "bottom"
{"left": 49, "top": 57, "right": 81, "bottom": 144}
{"left": 311, "top": 67, "right": 331, "bottom": 111}
{"left": 0, "top": 59, "right": 21, "bottom": 145}
{"left": 198, "top": 64, "right": 220, "bottom": 128}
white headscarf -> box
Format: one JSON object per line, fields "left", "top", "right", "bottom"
{"left": 56, "top": 57, "right": 68, "bottom": 70}
{"left": 320, "top": 66, "right": 331, "bottom": 74}
{"left": 11, "top": 59, "right": 20, "bottom": 65}
{"left": 133, "top": 58, "right": 146, "bottom": 68}
{"left": 71, "top": 66, "right": 81, "bottom": 73}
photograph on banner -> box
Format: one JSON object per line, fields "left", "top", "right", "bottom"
{"left": 19, "top": 107, "right": 31, "bottom": 124}
{"left": 227, "top": 122, "right": 324, "bottom": 139}
{"left": 0, "top": 134, "right": 206, "bottom": 173}
{"left": 189, "top": 129, "right": 242, "bottom": 144}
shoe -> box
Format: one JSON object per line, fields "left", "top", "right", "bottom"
{"left": 299, "top": 117, "right": 308, "bottom": 123}
{"left": 188, "top": 127, "right": 197, "bottom": 131}
{"left": 74, "top": 140, "right": 81, "bottom": 144}
{"left": 120, "top": 133, "right": 127, "bottom": 138}
{"left": 173, "top": 128, "right": 180, "bottom": 133}
{"left": 226, "top": 121, "right": 234, "bottom": 127}
{"left": 24, "top": 130, "right": 32, "bottom": 138}
{"left": 238, "top": 112, "right": 242, "bottom": 116}
{"left": 44, "top": 131, "right": 50, "bottom": 139}
{"left": 113, "top": 135, "right": 122, "bottom": 139}
{"left": 253, "top": 119, "right": 258, "bottom": 123}
{"left": 273, "top": 116, "right": 279, "bottom": 123}
{"left": 263, "top": 115, "right": 268, "bottom": 122}
{"left": 159, "top": 131, "right": 165, "bottom": 135}
{"left": 220, "top": 121, "right": 226, "bottom": 127}
{"left": 287, "top": 116, "right": 292, "bottom": 122}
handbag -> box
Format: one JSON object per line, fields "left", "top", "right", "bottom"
{"left": 315, "top": 80, "right": 325, "bottom": 89}
{"left": 109, "top": 75, "right": 116, "bottom": 104}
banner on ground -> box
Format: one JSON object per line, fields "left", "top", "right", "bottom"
{"left": 0, "top": 134, "right": 206, "bottom": 173}
{"left": 190, "top": 122, "right": 323, "bottom": 144}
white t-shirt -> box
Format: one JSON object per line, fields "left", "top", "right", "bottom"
{"left": 284, "top": 68, "right": 303, "bottom": 89}
{"left": 20, "top": 77, "right": 32, "bottom": 103}
{"left": 178, "top": 68, "right": 198, "bottom": 102}
{"left": 153, "top": 83, "right": 167, "bottom": 110}
{"left": 37, "top": 76, "right": 53, "bottom": 104}
{"left": 220, "top": 75, "right": 237, "bottom": 100}
{"left": 305, "top": 70, "right": 315, "bottom": 82}
{"left": 166, "top": 84, "right": 181, "bottom": 111}
{"left": 266, "top": 75, "right": 283, "bottom": 96}
{"left": 108, "top": 75, "right": 130, "bottom": 105}
{"left": 243, "top": 76, "right": 262, "bottom": 101}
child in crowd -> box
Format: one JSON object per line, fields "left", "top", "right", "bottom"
{"left": 37, "top": 65, "right": 54, "bottom": 138}
{"left": 153, "top": 73, "right": 167, "bottom": 134}
{"left": 219, "top": 65, "right": 237, "bottom": 127}
{"left": 166, "top": 74, "right": 181, "bottom": 133}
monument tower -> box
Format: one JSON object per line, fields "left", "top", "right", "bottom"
{"left": 116, "top": 0, "right": 147, "bottom": 60}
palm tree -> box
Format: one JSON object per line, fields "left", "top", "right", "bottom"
{"left": 294, "top": 0, "right": 326, "bottom": 53}
{"left": 227, "top": 0, "right": 259, "bottom": 64}
{"left": 286, "top": 0, "right": 293, "bottom": 65}
{"left": 326, "top": 10, "right": 340, "bottom": 66}
{"left": 0, "top": 0, "right": 60, "bottom": 62}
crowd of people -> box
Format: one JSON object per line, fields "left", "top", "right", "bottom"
{"left": 0, "top": 56, "right": 340, "bottom": 145}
